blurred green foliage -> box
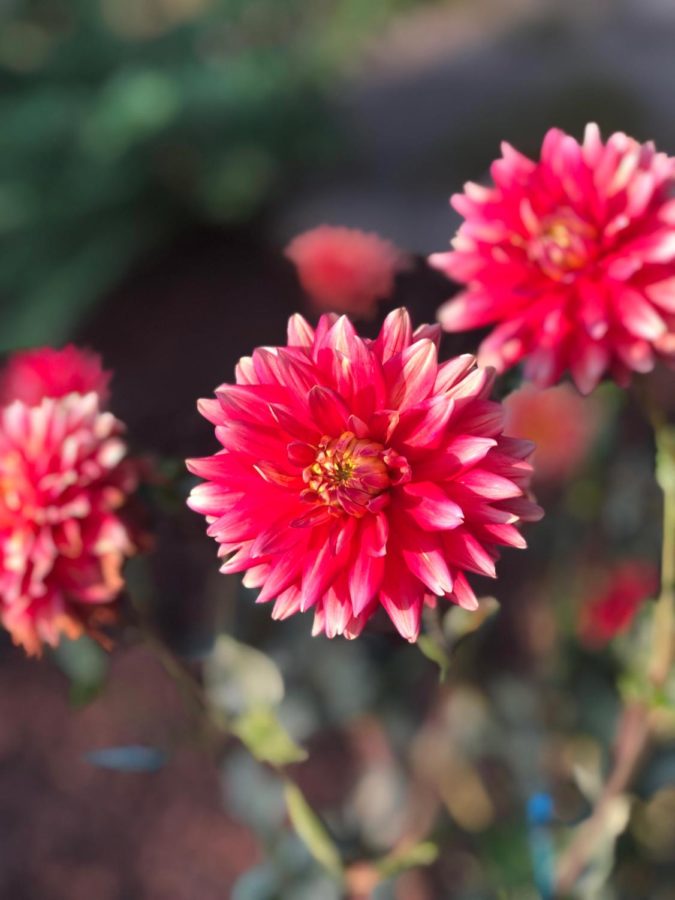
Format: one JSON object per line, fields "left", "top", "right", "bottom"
{"left": 0, "top": 0, "right": 424, "bottom": 351}
{"left": 204, "top": 633, "right": 308, "bottom": 765}
{"left": 284, "top": 780, "right": 344, "bottom": 880}
{"left": 51, "top": 633, "right": 109, "bottom": 704}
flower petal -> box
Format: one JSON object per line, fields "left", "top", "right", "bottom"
{"left": 401, "top": 483, "right": 464, "bottom": 531}
{"left": 384, "top": 339, "right": 437, "bottom": 409}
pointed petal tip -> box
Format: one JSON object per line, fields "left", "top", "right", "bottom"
{"left": 376, "top": 307, "right": 414, "bottom": 360}
{"left": 197, "top": 395, "right": 217, "bottom": 412}
{"left": 569, "top": 354, "right": 607, "bottom": 394}
{"left": 396, "top": 619, "right": 421, "bottom": 642}
{"left": 381, "top": 589, "right": 422, "bottom": 642}
{"left": 413, "top": 322, "right": 442, "bottom": 348}
{"left": 428, "top": 252, "right": 450, "bottom": 270}
{"left": 475, "top": 347, "right": 508, "bottom": 374}
{"left": 527, "top": 503, "right": 545, "bottom": 522}
{"left": 436, "top": 297, "right": 471, "bottom": 333}
{"left": 383, "top": 306, "right": 412, "bottom": 330}
{"left": 310, "top": 615, "right": 323, "bottom": 636}
{"left": 452, "top": 592, "right": 479, "bottom": 612}
{"left": 287, "top": 312, "right": 315, "bottom": 347}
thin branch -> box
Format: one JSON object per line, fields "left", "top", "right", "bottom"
{"left": 649, "top": 424, "right": 675, "bottom": 687}
{"left": 555, "top": 701, "right": 650, "bottom": 894}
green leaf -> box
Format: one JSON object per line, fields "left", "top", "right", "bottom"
{"left": 233, "top": 708, "right": 308, "bottom": 767}
{"left": 80, "top": 69, "right": 180, "bottom": 161}
{"left": 444, "top": 596, "right": 500, "bottom": 643}
{"left": 284, "top": 780, "right": 343, "bottom": 879}
{"left": 656, "top": 425, "right": 675, "bottom": 493}
{"left": 417, "top": 635, "right": 450, "bottom": 681}
{"left": 375, "top": 841, "right": 439, "bottom": 879}
{"left": 204, "top": 634, "right": 285, "bottom": 718}
{"left": 52, "top": 635, "right": 109, "bottom": 706}
{"left": 198, "top": 146, "right": 277, "bottom": 222}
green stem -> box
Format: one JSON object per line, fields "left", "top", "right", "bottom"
{"left": 143, "top": 630, "right": 211, "bottom": 718}
{"left": 650, "top": 424, "right": 675, "bottom": 689}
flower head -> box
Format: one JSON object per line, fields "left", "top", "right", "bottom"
{"left": 0, "top": 344, "right": 111, "bottom": 407}
{"left": 431, "top": 125, "right": 675, "bottom": 393}
{"left": 503, "top": 383, "right": 604, "bottom": 483}
{"left": 285, "top": 225, "right": 409, "bottom": 319}
{"left": 579, "top": 561, "right": 659, "bottom": 648}
{"left": 0, "top": 349, "right": 136, "bottom": 655}
{"left": 187, "top": 309, "right": 542, "bottom": 642}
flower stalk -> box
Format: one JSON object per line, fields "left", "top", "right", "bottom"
{"left": 649, "top": 424, "right": 675, "bottom": 689}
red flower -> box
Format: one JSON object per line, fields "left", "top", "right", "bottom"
{"left": 579, "top": 561, "right": 659, "bottom": 648}
{"left": 503, "top": 384, "right": 604, "bottom": 482}
{"left": 0, "top": 348, "right": 137, "bottom": 655}
{"left": 431, "top": 125, "right": 675, "bottom": 393}
{"left": 187, "top": 309, "right": 542, "bottom": 642}
{"left": 285, "top": 226, "right": 409, "bottom": 319}
{"left": 0, "top": 345, "right": 111, "bottom": 407}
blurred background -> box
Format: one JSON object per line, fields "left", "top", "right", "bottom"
{"left": 2, "top": 0, "right": 675, "bottom": 897}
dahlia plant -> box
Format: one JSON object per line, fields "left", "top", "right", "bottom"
{"left": 429, "top": 123, "right": 675, "bottom": 894}
{"left": 0, "top": 347, "right": 138, "bottom": 654}
{"left": 0, "top": 344, "right": 111, "bottom": 407}
{"left": 285, "top": 225, "right": 409, "bottom": 319}
{"left": 2, "top": 120, "right": 675, "bottom": 900}
{"left": 187, "top": 309, "right": 542, "bottom": 642}
{"left": 502, "top": 382, "right": 606, "bottom": 483}
{"left": 432, "top": 124, "right": 675, "bottom": 393}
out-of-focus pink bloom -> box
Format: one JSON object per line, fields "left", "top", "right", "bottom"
{"left": 431, "top": 125, "right": 675, "bottom": 393}
{"left": 0, "top": 348, "right": 137, "bottom": 655}
{"left": 187, "top": 309, "right": 542, "bottom": 642}
{"left": 579, "top": 561, "right": 659, "bottom": 648}
{"left": 503, "top": 383, "right": 604, "bottom": 482}
{"left": 0, "top": 345, "right": 111, "bottom": 407}
{"left": 285, "top": 225, "right": 409, "bottom": 319}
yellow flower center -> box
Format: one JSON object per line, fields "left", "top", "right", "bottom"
{"left": 302, "top": 432, "right": 391, "bottom": 518}
{"left": 528, "top": 209, "right": 597, "bottom": 282}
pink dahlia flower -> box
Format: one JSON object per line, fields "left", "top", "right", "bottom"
{"left": 285, "top": 225, "right": 409, "bottom": 319}
{"left": 579, "top": 561, "right": 659, "bottom": 648}
{"left": 187, "top": 309, "right": 542, "bottom": 642}
{"left": 503, "top": 383, "right": 604, "bottom": 483}
{"left": 0, "top": 391, "right": 137, "bottom": 656}
{"left": 431, "top": 124, "right": 675, "bottom": 393}
{"left": 0, "top": 344, "right": 111, "bottom": 407}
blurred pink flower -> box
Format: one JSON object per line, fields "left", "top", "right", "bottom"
{"left": 285, "top": 225, "right": 409, "bottom": 318}
{"left": 503, "top": 383, "right": 603, "bottom": 483}
{"left": 0, "top": 348, "right": 137, "bottom": 655}
{"left": 431, "top": 124, "right": 675, "bottom": 393}
{"left": 579, "top": 561, "right": 659, "bottom": 648}
{"left": 0, "top": 345, "right": 111, "bottom": 407}
{"left": 187, "top": 309, "right": 542, "bottom": 642}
